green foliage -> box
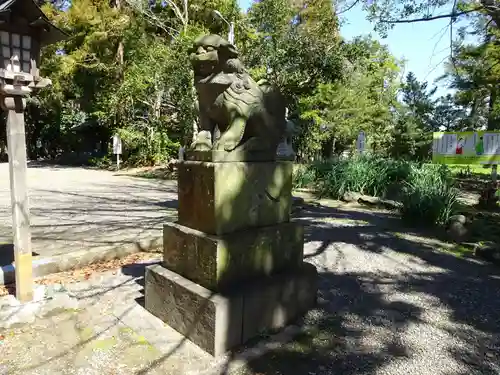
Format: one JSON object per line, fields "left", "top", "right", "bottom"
{"left": 363, "top": 0, "right": 493, "bottom": 36}
{"left": 293, "top": 162, "right": 332, "bottom": 189}
{"left": 294, "top": 156, "right": 458, "bottom": 227}
{"left": 88, "top": 155, "right": 113, "bottom": 169}
{"left": 298, "top": 39, "right": 401, "bottom": 157}
{"left": 364, "top": 0, "right": 500, "bottom": 134}
{"left": 116, "top": 127, "right": 180, "bottom": 166}
{"left": 400, "top": 164, "right": 459, "bottom": 226}
{"left": 440, "top": 32, "right": 500, "bottom": 131}
{"left": 294, "top": 156, "right": 412, "bottom": 198}
{"left": 21, "top": 0, "right": 485, "bottom": 166}
{"left": 24, "top": 0, "right": 242, "bottom": 166}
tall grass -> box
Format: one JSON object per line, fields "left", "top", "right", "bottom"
{"left": 294, "top": 156, "right": 459, "bottom": 227}
{"left": 400, "top": 164, "right": 458, "bottom": 226}
{"left": 294, "top": 156, "right": 412, "bottom": 199}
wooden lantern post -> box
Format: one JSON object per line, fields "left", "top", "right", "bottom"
{"left": 0, "top": 0, "right": 67, "bottom": 301}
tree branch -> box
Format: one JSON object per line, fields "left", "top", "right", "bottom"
{"left": 337, "top": 0, "right": 361, "bottom": 16}
{"left": 380, "top": 7, "right": 484, "bottom": 24}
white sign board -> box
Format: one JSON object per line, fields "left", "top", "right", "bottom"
{"left": 112, "top": 134, "right": 122, "bottom": 155}
{"left": 356, "top": 131, "right": 365, "bottom": 153}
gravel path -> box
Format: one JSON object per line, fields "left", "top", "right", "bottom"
{"left": 0, "top": 162, "right": 177, "bottom": 262}
{"left": 235, "top": 199, "right": 500, "bottom": 375}
{"left": 1, "top": 197, "right": 499, "bottom": 375}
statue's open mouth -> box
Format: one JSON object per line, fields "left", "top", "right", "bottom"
{"left": 193, "top": 59, "right": 215, "bottom": 77}
{"left": 191, "top": 49, "right": 218, "bottom": 75}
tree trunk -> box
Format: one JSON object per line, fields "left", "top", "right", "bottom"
{"left": 183, "top": 0, "right": 188, "bottom": 32}
{"left": 487, "top": 86, "right": 499, "bottom": 130}
{"left": 153, "top": 78, "right": 164, "bottom": 121}
{"left": 111, "top": 0, "right": 124, "bottom": 77}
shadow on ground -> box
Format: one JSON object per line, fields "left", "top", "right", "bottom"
{"left": 2, "top": 195, "right": 499, "bottom": 375}
{"left": 231, "top": 201, "right": 500, "bottom": 375}
{"left": 108, "top": 200, "right": 500, "bottom": 375}
{"left": 121, "top": 261, "right": 156, "bottom": 307}
{"left": 455, "top": 174, "right": 490, "bottom": 195}
{"left": 0, "top": 243, "right": 39, "bottom": 267}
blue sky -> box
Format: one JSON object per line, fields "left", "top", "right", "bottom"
{"left": 237, "top": 0, "right": 473, "bottom": 97}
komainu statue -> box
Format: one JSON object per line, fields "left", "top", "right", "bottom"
{"left": 189, "top": 34, "right": 287, "bottom": 153}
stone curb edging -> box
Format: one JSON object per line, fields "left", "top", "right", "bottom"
{"left": 0, "top": 236, "right": 162, "bottom": 285}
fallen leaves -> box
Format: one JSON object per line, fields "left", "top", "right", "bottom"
{"left": 0, "top": 252, "right": 161, "bottom": 297}
{"left": 0, "top": 284, "right": 15, "bottom": 298}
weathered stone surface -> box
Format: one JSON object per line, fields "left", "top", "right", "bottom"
{"left": 474, "top": 241, "right": 500, "bottom": 265}
{"left": 449, "top": 214, "right": 467, "bottom": 225}
{"left": 342, "top": 191, "right": 362, "bottom": 202}
{"left": 242, "top": 262, "right": 318, "bottom": 342}
{"left": 185, "top": 150, "right": 282, "bottom": 162}
{"left": 447, "top": 222, "right": 469, "bottom": 242}
{"left": 177, "top": 161, "right": 293, "bottom": 235}
{"left": 189, "top": 34, "right": 286, "bottom": 154}
{"left": 36, "top": 293, "right": 79, "bottom": 318}
{"left": 144, "top": 262, "right": 319, "bottom": 357}
{"left": 163, "top": 221, "right": 304, "bottom": 290}
{"left": 145, "top": 264, "right": 244, "bottom": 357}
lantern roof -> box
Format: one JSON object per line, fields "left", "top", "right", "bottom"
{"left": 0, "top": 0, "right": 68, "bottom": 45}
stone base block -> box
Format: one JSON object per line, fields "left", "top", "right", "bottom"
{"left": 177, "top": 161, "right": 293, "bottom": 235}
{"left": 145, "top": 262, "right": 318, "bottom": 357}
{"left": 145, "top": 264, "right": 243, "bottom": 357}
{"left": 241, "top": 262, "right": 318, "bottom": 343}
{"left": 163, "top": 221, "right": 304, "bottom": 291}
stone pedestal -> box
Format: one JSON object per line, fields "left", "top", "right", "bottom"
{"left": 145, "top": 156, "right": 318, "bottom": 356}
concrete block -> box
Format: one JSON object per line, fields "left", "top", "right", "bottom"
{"left": 163, "top": 221, "right": 304, "bottom": 290}
{"left": 177, "top": 161, "right": 293, "bottom": 235}
{"left": 145, "top": 264, "right": 243, "bottom": 357}
{"left": 242, "top": 262, "right": 318, "bottom": 342}
{"left": 145, "top": 262, "right": 318, "bottom": 357}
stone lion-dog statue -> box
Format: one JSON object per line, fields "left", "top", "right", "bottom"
{"left": 189, "top": 34, "right": 287, "bottom": 154}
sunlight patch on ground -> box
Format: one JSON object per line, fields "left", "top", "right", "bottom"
{"left": 316, "top": 217, "right": 371, "bottom": 226}
{"left": 391, "top": 232, "right": 453, "bottom": 250}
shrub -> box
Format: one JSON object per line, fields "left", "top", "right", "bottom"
{"left": 293, "top": 162, "right": 331, "bottom": 189}
{"left": 294, "top": 156, "right": 413, "bottom": 199}
{"left": 293, "top": 156, "right": 458, "bottom": 227}
{"left": 116, "top": 127, "right": 180, "bottom": 167}
{"left": 88, "top": 155, "right": 112, "bottom": 169}
{"left": 400, "top": 164, "right": 458, "bottom": 226}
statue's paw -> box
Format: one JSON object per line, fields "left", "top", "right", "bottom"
{"left": 192, "top": 142, "right": 212, "bottom": 151}
{"left": 214, "top": 140, "right": 238, "bottom": 152}
{"left": 223, "top": 142, "right": 239, "bottom": 152}
{"left": 213, "top": 138, "right": 238, "bottom": 152}
{"left": 191, "top": 131, "right": 212, "bottom": 151}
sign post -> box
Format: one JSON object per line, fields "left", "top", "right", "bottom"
{"left": 356, "top": 131, "right": 366, "bottom": 154}
{"left": 113, "top": 134, "right": 122, "bottom": 170}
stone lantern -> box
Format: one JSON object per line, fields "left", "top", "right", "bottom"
{"left": 0, "top": 0, "right": 67, "bottom": 302}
